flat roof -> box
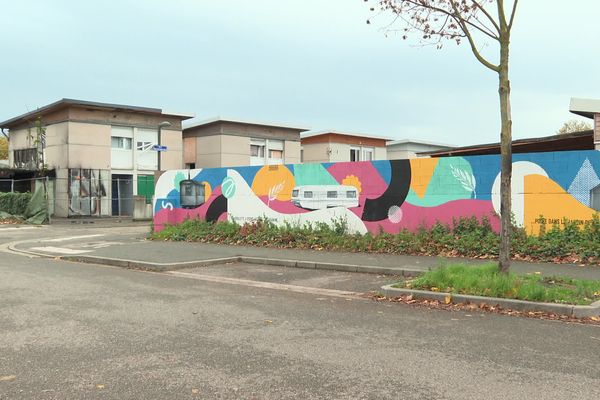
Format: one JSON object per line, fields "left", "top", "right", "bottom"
{"left": 386, "top": 138, "right": 455, "bottom": 148}
{"left": 184, "top": 116, "right": 310, "bottom": 132}
{"left": 0, "top": 98, "right": 195, "bottom": 128}
{"left": 569, "top": 97, "right": 600, "bottom": 119}
{"left": 301, "top": 129, "right": 394, "bottom": 141}
{"left": 420, "top": 130, "right": 594, "bottom": 157}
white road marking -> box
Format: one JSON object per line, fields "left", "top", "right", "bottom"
{"left": 42, "top": 234, "right": 105, "bottom": 242}
{"left": 168, "top": 271, "right": 360, "bottom": 299}
{"left": 30, "top": 246, "right": 94, "bottom": 255}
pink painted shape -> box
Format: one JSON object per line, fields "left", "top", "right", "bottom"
{"left": 363, "top": 200, "right": 499, "bottom": 235}
{"left": 326, "top": 162, "right": 388, "bottom": 199}
{"left": 153, "top": 191, "right": 223, "bottom": 231}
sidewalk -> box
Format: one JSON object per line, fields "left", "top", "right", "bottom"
{"left": 72, "top": 239, "right": 600, "bottom": 281}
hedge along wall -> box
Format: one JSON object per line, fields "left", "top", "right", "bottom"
{"left": 0, "top": 192, "right": 32, "bottom": 215}
{"left": 152, "top": 150, "right": 600, "bottom": 236}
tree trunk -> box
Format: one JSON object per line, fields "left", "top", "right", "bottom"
{"left": 498, "top": 37, "right": 512, "bottom": 274}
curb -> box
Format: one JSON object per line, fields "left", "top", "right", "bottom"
{"left": 380, "top": 285, "right": 600, "bottom": 318}
{"left": 60, "top": 255, "right": 240, "bottom": 272}
{"left": 56, "top": 253, "right": 423, "bottom": 277}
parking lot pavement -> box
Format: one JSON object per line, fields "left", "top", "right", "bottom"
{"left": 178, "top": 262, "right": 399, "bottom": 294}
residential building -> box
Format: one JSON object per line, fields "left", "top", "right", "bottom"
{"left": 570, "top": 97, "right": 600, "bottom": 149}
{"left": 386, "top": 139, "right": 455, "bottom": 159}
{"left": 300, "top": 130, "right": 389, "bottom": 163}
{"left": 0, "top": 98, "right": 192, "bottom": 217}
{"left": 182, "top": 117, "right": 307, "bottom": 168}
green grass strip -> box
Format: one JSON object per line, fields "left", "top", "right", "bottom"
{"left": 395, "top": 264, "right": 600, "bottom": 305}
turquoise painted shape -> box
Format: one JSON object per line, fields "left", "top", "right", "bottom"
{"left": 406, "top": 157, "right": 476, "bottom": 207}
{"left": 293, "top": 163, "right": 339, "bottom": 186}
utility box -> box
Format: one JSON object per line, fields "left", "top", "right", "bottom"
{"left": 133, "top": 195, "right": 152, "bottom": 220}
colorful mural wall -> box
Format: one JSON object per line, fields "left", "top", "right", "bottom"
{"left": 153, "top": 150, "right": 600, "bottom": 236}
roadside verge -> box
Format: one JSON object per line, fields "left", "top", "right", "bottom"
{"left": 380, "top": 285, "right": 600, "bottom": 318}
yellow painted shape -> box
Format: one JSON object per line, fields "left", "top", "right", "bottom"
{"left": 409, "top": 158, "right": 439, "bottom": 199}
{"left": 202, "top": 181, "right": 212, "bottom": 199}
{"left": 342, "top": 175, "right": 362, "bottom": 193}
{"left": 251, "top": 165, "right": 296, "bottom": 201}
{"left": 524, "top": 174, "right": 597, "bottom": 235}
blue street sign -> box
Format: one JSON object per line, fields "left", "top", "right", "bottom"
{"left": 152, "top": 145, "right": 168, "bottom": 152}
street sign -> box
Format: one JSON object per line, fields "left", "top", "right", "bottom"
{"left": 151, "top": 145, "right": 168, "bottom": 152}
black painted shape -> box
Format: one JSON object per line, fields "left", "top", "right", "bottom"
{"left": 206, "top": 194, "right": 228, "bottom": 222}
{"left": 361, "top": 160, "right": 412, "bottom": 221}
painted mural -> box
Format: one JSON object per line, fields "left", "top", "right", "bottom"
{"left": 153, "top": 150, "right": 600, "bottom": 236}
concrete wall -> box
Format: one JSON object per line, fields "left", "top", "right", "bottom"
{"left": 221, "top": 135, "right": 251, "bottom": 167}
{"left": 301, "top": 143, "right": 330, "bottom": 163}
{"left": 302, "top": 141, "right": 386, "bottom": 163}
{"left": 284, "top": 140, "right": 301, "bottom": 164}
{"left": 69, "top": 122, "right": 111, "bottom": 170}
{"left": 196, "top": 135, "right": 224, "bottom": 168}
{"left": 154, "top": 150, "right": 600, "bottom": 236}
{"left": 160, "top": 128, "right": 183, "bottom": 170}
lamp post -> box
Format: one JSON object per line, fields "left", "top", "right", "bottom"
{"left": 157, "top": 121, "right": 171, "bottom": 171}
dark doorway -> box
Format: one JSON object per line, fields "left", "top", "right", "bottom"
{"left": 111, "top": 174, "right": 133, "bottom": 216}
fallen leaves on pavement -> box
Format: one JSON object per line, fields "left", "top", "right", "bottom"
{"left": 365, "top": 292, "right": 600, "bottom": 325}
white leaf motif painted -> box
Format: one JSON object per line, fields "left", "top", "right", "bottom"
{"left": 267, "top": 181, "right": 285, "bottom": 206}
{"left": 450, "top": 165, "right": 477, "bottom": 199}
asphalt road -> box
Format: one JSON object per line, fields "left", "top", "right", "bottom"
{"left": 1, "top": 224, "right": 599, "bottom": 399}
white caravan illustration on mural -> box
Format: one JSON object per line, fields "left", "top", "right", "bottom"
{"left": 226, "top": 170, "right": 368, "bottom": 234}
{"left": 291, "top": 185, "right": 359, "bottom": 210}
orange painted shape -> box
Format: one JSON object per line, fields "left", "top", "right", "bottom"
{"left": 251, "top": 165, "right": 296, "bottom": 201}
{"left": 409, "top": 158, "right": 439, "bottom": 199}
{"left": 342, "top": 175, "right": 362, "bottom": 193}
{"left": 524, "top": 174, "right": 597, "bottom": 235}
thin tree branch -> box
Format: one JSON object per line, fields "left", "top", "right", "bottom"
{"left": 470, "top": 0, "right": 501, "bottom": 34}
{"left": 449, "top": 1, "right": 500, "bottom": 72}
{"left": 508, "top": 0, "right": 519, "bottom": 30}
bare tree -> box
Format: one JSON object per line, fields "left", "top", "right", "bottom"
{"left": 556, "top": 119, "right": 592, "bottom": 135}
{"left": 367, "top": 0, "right": 518, "bottom": 273}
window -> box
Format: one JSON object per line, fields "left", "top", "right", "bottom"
{"left": 350, "top": 147, "right": 360, "bottom": 162}
{"left": 362, "top": 147, "right": 374, "bottom": 161}
{"left": 346, "top": 191, "right": 357, "bottom": 198}
{"left": 292, "top": 189, "right": 299, "bottom": 197}
{"left": 269, "top": 149, "right": 283, "bottom": 159}
{"left": 303, "top": 191, "right": 313, "bottom": 198}
{"left": 111, "top": 137, "right": 132, "bottom": 149}
{"left": 251, "top": 144, "right": 265, "bottom": 157}
{"left": 186, "top": 163, "right": 196, "bottom": 169}
{"left": 327, "top": 191, "right": 338, "bottom": 198}
{"left": 13, "top": 148, "right": 38, "bottom": 169}
{"left": 136, "top": 141, "right": 153, "bottom": 151}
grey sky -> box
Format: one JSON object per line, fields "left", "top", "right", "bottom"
{"left": 1, "top": 0, "right": 598, "bottom": 146}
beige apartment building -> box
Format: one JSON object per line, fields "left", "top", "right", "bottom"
{"left": 300, "top": 130, "right": 389, "bottom": 163}
{"left": 1, "top": 99, "right": 192, "bottom": 217}
{"left": 182, "top": 117, "right": 307, "bottom": 168}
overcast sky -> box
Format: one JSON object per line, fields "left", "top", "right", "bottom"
{"left": 1, "top": 0, "right": 599, "bottom": 146}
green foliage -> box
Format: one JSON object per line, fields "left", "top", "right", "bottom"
{"left": 0, "top": 192, "right": 32, "bottom": 216}
{"left": 0, "top": 136, "right": 7, "bottom": 160}
{"left": 402, "top": 263, "right": 600, "bottom": 305}
{"left": 151, "top": 214, "right": 600, "bottom": 265}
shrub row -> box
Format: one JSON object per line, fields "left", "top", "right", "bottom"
{"left": 0, "top": 192, "right": 31, "bottom": 216}
{"left": 151, "top": 215, "right": 600, "bottom": 265}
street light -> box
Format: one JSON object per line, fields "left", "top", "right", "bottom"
{"left": 157, "top": 121, "right": 171, "bottom": 171}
